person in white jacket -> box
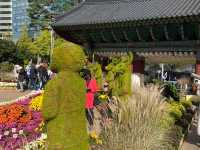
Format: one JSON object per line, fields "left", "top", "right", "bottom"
{"left": 13, "top": 64, "right": 22, "bottom": 80}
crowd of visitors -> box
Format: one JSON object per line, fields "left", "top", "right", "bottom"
{"left": 14, "top": 62, "right": 56, "bottom": 92}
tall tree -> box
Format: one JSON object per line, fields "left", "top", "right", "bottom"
{"left": 29, "top": 30, "right": 66, "bottom": 58}
{"left": 28, "top": 0, "right": 73, "bottom": 29}
{"left": 16, "top": 26, "right": 32, "bottom": 51}
{"left": 29, "top": 30, "right": 51, "bottom": 57}
{"left": 16, "top": 26, "right": 33, "bottom": 64}
{"left": 0, "top": 40, "right": 17, "bottom": 63}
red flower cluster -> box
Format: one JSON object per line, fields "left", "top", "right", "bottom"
{"left": 0, "top": 104, "right": 32, "bottom": 124}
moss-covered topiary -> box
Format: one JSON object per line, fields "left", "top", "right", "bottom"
{"left": 105, "top": 53, "right": 133, "bottom": 97}
{"left": 50, "top": 42, "right": 85, "bottom": 72}
{"left": 88, "top": 62, "right": 103, "bottom": 87}
{"left": 42, "top": 41, "right": 89, "bottom": 150}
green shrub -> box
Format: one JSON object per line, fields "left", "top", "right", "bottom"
{"left": 168, "top": 102, "right": 185, "bottom": 120}
{"left": 163, "top": 83, "right": 179, "bottom": 101}
{"left": 0, "top": 62, "right": 13, "bottom": 72}
{"left": 180, "top": 99, "right": 192, "bottom": 109}
{"left": 186, "top": 95, "right": 200, "bottom": 106}
{"left": 0, "top": 39, "right": 17, "bottom": 64}
{"left": 169, "top": 109, "right": 182, "bottom": 120}
{"left": 42, "top": 42, "right": 89, "bottom": 150}
{"left": 0, "top": 72, "right": 15, "bottom": 81}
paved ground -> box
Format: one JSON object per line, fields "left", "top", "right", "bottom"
{"left": 182, "top": 114, "right": 200, "bottom": 150}
{"left": 0, "top": 89, "right": 31, "bottom": 102}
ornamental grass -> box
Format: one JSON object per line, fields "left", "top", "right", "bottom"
{"left": 98, "top": 86, "right": 173, "bottom": 150}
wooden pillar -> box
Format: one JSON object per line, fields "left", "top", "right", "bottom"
{"left": 132, "top": 58, "right": 145, "bottom": 74}
{"left": 131, "top": 57, "right": 145, "bottom": 89}
{"left": 196, "top": 51, "right": 200, "bottom": 75}
{"left": 196, "top": 61, "right": 200, "bottom": 75}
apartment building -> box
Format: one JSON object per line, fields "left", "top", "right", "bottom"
{"left": 0, "top": 0, "right": 12, "bottom": 40}
{"left": 12, "top": 0, "right": 31, "bottom": 41}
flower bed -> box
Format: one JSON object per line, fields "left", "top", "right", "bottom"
{"left": 0, "top": 91, "right": 46, "bottom": 150}
{"left": 0, "top": 82, "right": 17, "bottom": 89}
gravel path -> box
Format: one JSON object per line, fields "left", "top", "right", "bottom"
{"left": 182, "top": 114, "right": 200, "bottom": 150}
{"left": 0, "top": 89, "right": 31, "bottom": 102}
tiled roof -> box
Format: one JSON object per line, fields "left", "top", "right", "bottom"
{"left": 54, "top": 0, "right": 200, "bottom": 27}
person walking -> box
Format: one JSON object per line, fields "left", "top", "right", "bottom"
{"left": 195, "top": 80, "right": 200, "bottom": 96}
{"left": 37, "top": 63, "right": 49, "bottom": 90}
{"left": 84, "top": 71, "right": 98, "bottom": 129}
{"left": 29, "top": 64, "right": 38, "bottom": 90}
{"left": 13, "top": 64, "right": 22, "bottom": 90}
{"left": 25, "top": 62, "right": 31, "bottom": 87}
{"left": 192, "top": 80, "right": 198, "bottom": 95}
{"left": 17, "top": 68, "right": 26, "bottom": 92}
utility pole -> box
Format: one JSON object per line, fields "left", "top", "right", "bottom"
{"left": 50, "top": 28, "right": 54, "bottom": 64}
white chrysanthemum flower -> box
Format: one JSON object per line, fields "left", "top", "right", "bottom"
{"left": 13, "top": 134, "right": 18, "bottom": 138}
{"left": 4, "top": 131, "right": 9, "bottom": 136}
{"left": 41, "top": 133, "right": 47, "bottom": 139}
{"left": 19, "top": 130, "right": 23, "bottom": 135}
{"left": 12, "top": 128, "right": 16, "bottom": 133}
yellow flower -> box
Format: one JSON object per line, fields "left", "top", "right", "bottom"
{"left": 29, "top": 94, "right": 43, "bottom": 111}
{"left": 96, "top": 139, "right": 103, "bottom": 145}
{"left": 98, "top": 94, "right": 109, "bottom": 101}
{"left": 90, "top": 131, "right": 98, "bottom": 139}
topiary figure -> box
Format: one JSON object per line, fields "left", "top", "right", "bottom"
{"left": 42, "top": 42, "right": 89, "bottom": 150}
{"left": 105, "top": 53, "right": 133, "bottom": 97}
{"left": 88, "top": 62, "right": 103, "bottom": 87}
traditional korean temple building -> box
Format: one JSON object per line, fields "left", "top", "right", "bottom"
{"left": 53, "top": 0, "right": 200, "bottom": 80}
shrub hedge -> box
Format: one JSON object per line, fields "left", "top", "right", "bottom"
{"left": 0, "top": 62, "right": 13, "bottom": 72}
